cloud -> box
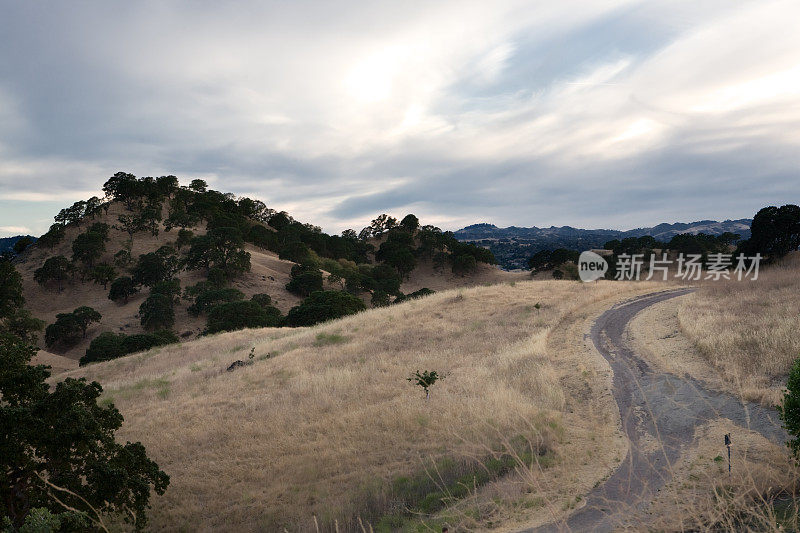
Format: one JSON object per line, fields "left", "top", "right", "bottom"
{"left": 0, "top": 226, "right": 31, "bottom": 237}
{"left": 0, "top": 0, "right": 798, "bottom": 236}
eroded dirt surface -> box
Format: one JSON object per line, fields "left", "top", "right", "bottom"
{"left": 529, "top": 289, "right": 786, "bottom": 532}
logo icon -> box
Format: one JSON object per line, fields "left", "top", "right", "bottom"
{"left": 578, "top": 251, "right": 608, "bottom": 282}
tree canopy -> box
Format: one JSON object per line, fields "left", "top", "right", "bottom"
{"left": 1, "top": 333, "right": 169, "bottom": 529}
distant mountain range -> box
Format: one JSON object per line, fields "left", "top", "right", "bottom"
{"left": 454, "top": 219, "right": 752, "bottom": 270}
{"left": 0, "top": 235, "right": 35, "bottom": 254}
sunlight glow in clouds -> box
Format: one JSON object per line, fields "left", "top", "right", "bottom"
{"left": 0, "top": 0, "right": 799, "bottom": 237}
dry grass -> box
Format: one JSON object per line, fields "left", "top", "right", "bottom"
{"left": 57, "top": 279, "right": 663, "bottom": 532}
{"left": 678, "top": 252, "right": 800, "bottom": 404}
{"left": 644, "top": 418, "right": 798, "bottom": 532}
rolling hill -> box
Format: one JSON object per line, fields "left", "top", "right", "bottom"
{"left": 455, "top": 219, "right": 752, "bottom": 269}
{"left": 14, "top": 175, "right": 521, "bottom": 361}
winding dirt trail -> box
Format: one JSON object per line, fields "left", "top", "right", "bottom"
{"left": 530, "top": 289, "right": 786, "bottom": 532}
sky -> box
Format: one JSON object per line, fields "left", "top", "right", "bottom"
{"left": 1, "top": 0, "right": 799, "bottom": 237}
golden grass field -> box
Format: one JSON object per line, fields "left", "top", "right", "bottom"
{"left": 678, "top": 252, "right": 800, "bottom": 404}
{"left": 57, "top": 279, "right": 665, "bottom": 532}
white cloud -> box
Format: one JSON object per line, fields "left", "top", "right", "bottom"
{"left": 0, "top": 0, "right": 798, "bottom": 233}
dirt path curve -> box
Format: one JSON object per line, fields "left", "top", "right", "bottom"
{"left": 529, "top": 288, "right": 786, "bottom": 532}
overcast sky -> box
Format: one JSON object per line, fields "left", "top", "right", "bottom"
{"left": 1, "top": 0, "right": 799, "bottom": 237}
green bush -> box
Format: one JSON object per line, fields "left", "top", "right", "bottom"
{"left": 779, "top": 357, "right": 800, "bottom": 458}
{"left": 451, "top": 253, "right": 477, "bottom": 276}
{"left": 205, "top": 300, "right": 282, "bottom": 334}
{"left": 139, "top": 293, "right": 175, "bottom": 331}
{"left": 286, "top": 270, "right": 323, "bottom": 297}
{"left": 187, "top": 287, "right": 244, "bottom": 316}
{"left": 285, "top": 290, "right": 366, "bottom": 327}
{"left": 250, "top": 293, "right": 273, "bottom": 309}
{"left": 394, "top": 288, "right": 434, "bottom": 303}
{"left": 81, "top": 330, "right": 178, "bottom": 365}
{"left": 108, "top": 276, "right": 138, "bottom": 303}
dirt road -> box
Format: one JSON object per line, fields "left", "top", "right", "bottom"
{"left": 529, "top": 289, "right": 786, "bottom": 532}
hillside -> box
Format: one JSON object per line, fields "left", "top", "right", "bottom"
{"left": 14, "top": 175, "right": 518, "bottom": 361}
{"left": 57, "top": 279, "right": 666, "bottom": 531}
{"left": 456, "top": 219, "right": 752, "bottom": 269}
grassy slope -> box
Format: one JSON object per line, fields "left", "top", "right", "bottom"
{"left": 58, "top": 279, "right": 665, "bottom": 531}
{"left": 678, "top": 252, "right": 800, "bottom": 404}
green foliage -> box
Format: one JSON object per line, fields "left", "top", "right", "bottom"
{"left": 245, "top": 224, "right": 277, "bottom": 250}
{"left": 371, "top": 290, "right": 391, "bottom": 307}
{"left": 89, "top": 263, "right": 117, "bottom": 289}
{"left": 71, "top": 229, "right": 107, "bottom": 267}
{"left": 36, "top": 224, "right": 66, "bottom": 250}
{"left": 132, "top": 246, "right": 180, "bottom": 287}
{"left": 187, "top": 287, "right": 244, "bottom": 317}
{"left": 407, "top": 370, "right": 444, "bottom": 399}
{"left": 527, "top": 248, "right": 580, "bottom": 271}
{"left": 12, "top": 236, "right": 33, "bottom": 254}
{"left": 376, "top": 228, "right": 417, "bottom": 279}
{"left": 393, "top": 288, "right": 434, "bottom": 304}
{"left": 45, "top": 307, "right": 101, "bottom": 349}
{"left": 151, "top": 279, "right": 181, "bottom": 303}
{"left": 108, "top": 276, "right": 138, "bottom": 304}
{"left": 250, "top": 293, "right": 273, "bottom": 309}
{"left": 285, "top": 290, "right": 366, "bottom": 327}
{"left": 451, "top": 253, "right": 477, "bottom": 276}
{"left": 0, "top": 333, "right": 169, "bottom": 529}
{"left": 739, "top": 204, "right": 800, "bottom": 259}
{"left": 0, "top": 258, "right": 24, "bottom": 318}
{"left": 779, "top": 357, "right": 800, "bottom": 459}
{"left": 205, "top": 300, "right": 283, "bottom": 334}
{"left": 285, "top": 266, "right": 324, "bottom": 297}
{"left": 175, "top": 228, "right": 194, "bottom": 249}
{"left": 185, "top": 228, "right": 251, "bottom": 279}
{"left": 188, "top": 179, "right": 207, "bottom": 192}
{"left": 0, "top": 259, "right": 44, "bottom": 344}
{"left": 552, "top": 269, "right": 564, "bottom": 280}
{"left": 81, "top": 330, "right": 178, "bottom": 365}
{"left": 358, "top": 214, "right": 398, "bottom": 239}
{"left": 278, "top": 241, "right": 313, "bottom": 264}
{"left": 33, "top": 256, "right": 74, "bottom": 292}
{"left": 139, "top": 294, "right": 175, "bottom": 331}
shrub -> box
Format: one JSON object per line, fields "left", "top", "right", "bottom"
{"left": 80, "top": 332, "right": 126, "bottom": 364}
{"left": 81, "top": 330, "right": 178, "bottom": 365}
{"left": 286, "top": 270, "right": 324, "bottom": 297}
{"left": 779, "top": 357, "right": 800, "bottom": 458}
{"left": 250, "top": 293, "right": 273, "bottom": 309}
{"left": 33, "top": 256, "right": 74, "bottom": 291}
{"left": 285, "top": 290, "right": 366, "bottom": 327}
{"left": 89, "top": 264, "right": 117, "bottom": 289}
{"left": 132, "top": 246, "right": 180, "bottom": 287}
{"left": 278, "top": 242, "right": 312, "bottom": 263}
{"left": 121, "top": 331, "right": 179, "bottom": 354}
{"left": 44, "top": 313, "right": 82, "bottom": 349}
{"left": 371, "top": 290, "right": 391, "bottom": 307}
{"left": 205, "top": 300, "right": 283, "bottom": 334}
{"left": 394, "top": 288, "right": 434, "bottom": 303}
{"left": 451, "top": 254, "right": 477, "bottom": 276}
{"left": 151, "top": 279, "right": 181, "bottom": 303}
{"left": 139, "top": 293, "right": 175, "bottom": 331}
{"left": 187, "top": 287, "right": 244, "bottom": 316}
{"left": 175, "top": 228, "right": 194, "bottom": 249}
{"left": 108, "top": 276, "right": 138, "bottom": 303}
